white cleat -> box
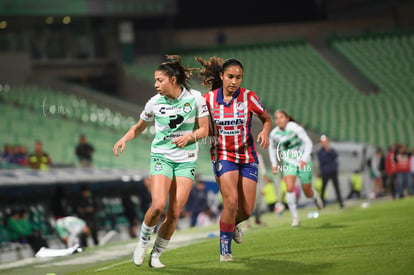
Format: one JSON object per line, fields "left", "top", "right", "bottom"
{"left": 291, "top": 218, "right": 301, "bottom": 227}
{"left": 149, "top": 250, "right": 165, "bottom": 268}
{"left": 220, "top": 254, "right": 233, "bottom": 262}
{"left": 233, "top": 224, "right": 243, "bottom": 244}
{"left": 132, "top": 241, "right": 148, "bottom": 266}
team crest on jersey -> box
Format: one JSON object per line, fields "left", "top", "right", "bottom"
{"left": 154, "top": 162, "right": 163, "bottom": 171}
{"left": 183, "top": 103, "right": 192, "bottom": 113}
{"left": 236, "top": 102, "right": 246, "bottom": 111}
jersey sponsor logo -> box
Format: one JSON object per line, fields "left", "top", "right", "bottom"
{"left": 219, "top": 129, "right": 241, "bottom": 136}
{"left": 214, "top": 118, "right": 246, "bottom": 126}
{"left": 168, "top": 114, "right": 184, "bottom": 129}
{"left": 163, "top": 133, "right": 183, "bottom": 140}
{"left": 144, "top": 111, "right": 152, "bottom": 118}
{"left": 159, "top": 107, "right": 167, "bottom": 115}
{"left": 158, "top": 106, "right": 184, "bottom": 115}
{"left": 201, "top": 104, "right": 208, "bottom": 114}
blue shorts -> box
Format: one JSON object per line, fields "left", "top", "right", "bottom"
{"left": 213, "top": 160, "right": 259, "bottom": 182}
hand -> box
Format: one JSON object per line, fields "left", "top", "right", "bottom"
{"left": 272, "top": 166, "right": 278, "bottom": 175}
{"left": 171, "top": 133, "right": 191, "bottom": 148}
{"left": 113, "top": 140, "right": 126, "bottom": 156}
{"left": 257, "top": 131, "right": 269, "bottom": 149}
{"left": 299, "top": 161, "right": 306, "bottom": 169}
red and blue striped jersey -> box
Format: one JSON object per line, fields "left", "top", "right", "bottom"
{"left": 204, "top": 87, "right": 265, "bottom": 163}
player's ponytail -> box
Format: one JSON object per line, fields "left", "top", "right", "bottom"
{"left": 195, "top": 56, "right": 224, "bottom": 90}
{"left": 158, "top": 55, "right": 196, "bottom": 91}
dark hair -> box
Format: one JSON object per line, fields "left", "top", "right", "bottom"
{"left": 223, "top": 58, "right": 243, "bottom": 71}
{"left": 195, "top": 56, "right": 244, "bottom": 90}
{"left": 157, "top": 55, "right": 196, "bottom": 91}
{"left": 275, "top": 109, "right": 299, "bottom": 124}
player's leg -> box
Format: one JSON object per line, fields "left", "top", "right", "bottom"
{"left": 215, "top": 160, "right": 239, "bottom": 261}
{"left": 284, "top": 169, "right": 299, "bottom": 226}
{"left": 149, "top": 161, "right": 196, "bottom": 268}
{"left": 299, "top": 162, "right": 323, "bottom": 210}
{"left": 332, "top": 172, "right": 344, "bottom": 208}
{"left": 320, "top": 174, "right": 329, "bottom": 207}
{"left": 234, "top": 162, "right": 259, "bottom": 243}
{"left": 133, "top": 157, "right": 172, "bottom": 266}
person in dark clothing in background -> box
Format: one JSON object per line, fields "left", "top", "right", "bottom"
{"left": 75, "top": 135, "right": 94, "bottom": 168}
{"left": 75, "top": 185, "right": 99, "bottom": 246}
{"left": 185, "top": 177, "right": 208, "bottom": 227}
{"left": 317, "top": 135, "right": 344, "bottom": 208}
{"left": 122, "top": 193, "right": 139, "bottom": 238}
{"left": 52, "top": 185, "right": 69, "bottom": 220}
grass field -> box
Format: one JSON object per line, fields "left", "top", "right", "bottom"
{"left": 1, "top": 197, "right": 413, "bottom": 275}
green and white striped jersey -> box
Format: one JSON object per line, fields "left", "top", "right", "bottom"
{"left": 140, "top": 88, "right": 209, "bottom": 163}
{"left": 55, "top": 216, "right": 86, "bottom": 238}
{"left": 268, "top": 121, "right": 313, "bottom": 167}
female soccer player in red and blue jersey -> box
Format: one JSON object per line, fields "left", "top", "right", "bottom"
{"left": 196, "top": 56, "right": 272, "bottom": 262}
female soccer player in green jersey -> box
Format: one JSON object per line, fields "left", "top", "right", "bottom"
{"left": 268, "top": 110, "right": 323, "bottom": 227}
{"left": 113, "top": 55, "right": 209, "bottom": 268}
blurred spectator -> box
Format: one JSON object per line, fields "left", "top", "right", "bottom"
{"left": 261, "top": 176, "right": 277, "bottom": 213}
{"left": 411, "top": 148, "right": 414, "bottom": 194}
{"left": 28, "top": 141, "right": 52, "bottom": 170}
{"left": 10, "top": 145, "right": 29, "bottom": 166}
{"left": 75, "top": 134, "right": 94, "bottom": 168}
{"left": 1, "top": 143, "right": 13, "bottom": 168}
{"left": 206, "top": 187, "right": 220, "bottom": 219}
{"left": 185, "top": 177, "right": 208, "bottom": 227}
{"left": 369, "top": 148, "right": 384, "bottom": 199}
{"left": 5, "top": 208, "right": 48, "bottom": 253}
{"left": 121, "top": 193, "right": 139, "bottom": 238}
{"left": 317, "top": 135, "right": 344, "bottom": 208}
{"left": 75, "top": 185, "right": 99, "bottom": 246}
{"left": 55, "top": 216, "right": 90, "bottom": 248}
{"left": 395, "top": 144, "right": 412, "bottom": 198}
{"left": 347, "top": 170, "right": 362, "bottom": 199}
{"left": 385, "top": 143, "right": 398, "bottom": 199}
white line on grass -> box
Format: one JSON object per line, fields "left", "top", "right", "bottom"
{"left": 95, "top": 260, "right": 130, "bottom": 272}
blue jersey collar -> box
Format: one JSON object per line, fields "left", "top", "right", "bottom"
{"left": 216, "top": 87, "right": 241, "bottom": 107}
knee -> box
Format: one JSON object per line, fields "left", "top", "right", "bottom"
{"left": 223, "top": 198, "right": 238, "bottom": 216}
{"left": 150, "top": 203, "right": 166, "bottom": 217}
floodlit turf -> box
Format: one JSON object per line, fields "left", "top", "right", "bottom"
{"left": 2, "top": 198, "right": 414, "bottom": 275}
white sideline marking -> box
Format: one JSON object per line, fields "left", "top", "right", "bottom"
{"left": 95, "top": 260, "right": 130, "bottom": 272}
